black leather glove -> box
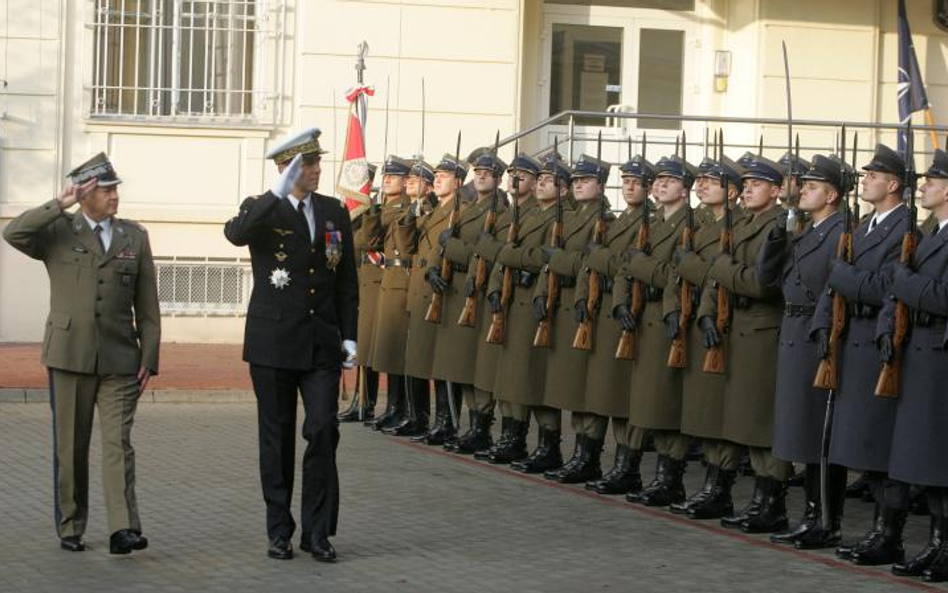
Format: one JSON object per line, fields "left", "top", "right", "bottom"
{"left": 532, "top": 296, "right": 548, "bottom": 321}
{"left": 438, "top": 228, "right": 454, "bottom": 247}
{"left": 773, "top": 208, "right": 789, "bottom": 234}
{"left": 673, "top": 246, "right": 687, "bottom": 265}
{"left": 664, "top": 311, "right": 680, "bottom": 341}
{"left": 814, "top": 328, "right": 830, "bottom": 360}
{"left": 426, "top": 267, "right": 449, "bottom": 294}
{"left": 368, "top": 203, "right": 382, "bottom": 216}
{"left": 488, "top": 291, "right": 503, "bottom": 314}
{"left": 463, "top": 276, "right": 476, "bottom": 297}
{"left": 698, "top": 316, "right": 720, "bottom": 348}
{"left": 614, "top": 304, "right": 635, "bottom": 332}
{"left": 574, "top": 299, "right": 588, "bottom": 323}
{"left": 877, "top": 333, "right": 894, "bottom": 364}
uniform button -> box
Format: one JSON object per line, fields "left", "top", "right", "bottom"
{"left": 279, "top": 243, "right": 284, "bottom": 248}
{"left": 309, "top": 268, "right": 315, "bottom": 274}
{"left": 98, "top": 279, "right": 104, "bottom": 284}
{"left": 310, "top": 289, "right": 315, "bottom": 295}
{"left": 95, "top": 312, "right": 100, "bottom": 318}
{"left": 96, "top": 296, "right": 102, "bottom": 301}
{"left": 311, "top": 248, "right": 316, "bottom": 253}
{"left": 309, "top": 309, "right": 314, "bottom": 315}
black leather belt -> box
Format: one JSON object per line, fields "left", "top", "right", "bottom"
{"left": 644, "top": 286, "right": 663, "bottom": 302}
{"left": 559, "top": 276, "right": 577, "bottom": 289}
{"left": 848, "top": 303, "right": 879, "bottom": 319}
{"left": 385, "top": 258, "right": 412, "bottom": 269}
{"left": 415, "top": 258, "right": 428, "bottom": 269}
{"left": 602, "top": 277, "right": 614, "bottom": 293}
{"left": 734, "top": 295, "right": 753, "bottom": 310}
{"left": 914, "top": 310, "right": 948, "bottom": 327}
{"left": 516, "top": 270, "right": 535, "bottom": 288}
{"left": 784, "top": 303, "right": 816, "bottom": 317}
{"left": 452, "top": 263, "right": 469, "bottom": 274}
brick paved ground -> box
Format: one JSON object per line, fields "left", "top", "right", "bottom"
{"left": 1, "top": 403, "right": 945, "bottom": 593}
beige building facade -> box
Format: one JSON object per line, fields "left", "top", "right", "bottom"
{"left": 2, "top": 0, "right": 947, "bottom": 343}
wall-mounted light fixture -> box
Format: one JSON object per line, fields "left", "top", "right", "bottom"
{"left": 714, "top": 50, "right": 732, "bottom": 92}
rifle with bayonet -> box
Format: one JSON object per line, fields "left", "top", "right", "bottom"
{"left": 702, "top": 130, "right": 732, "bottom": 374}
{"left": 485, "top": 139, "right": 526, "bottom": 344}
{"left": 534, "top": 143, "right": 566, "bottom": 348}
{"left": 875, "top": 121, "right": 919, "bottom": 398}
{"left": 813, "top": 127, "right": 856, "bottom": 390}
{"left": 668, "top": 130, "right": 697, "bottom": 368}
{"left": 459, "top": 131, "right": 501, "bottom": 327}
{"left": 573, "top": 131, "right": 608, "bottom": 350}
{"left": 425, "top": 131, "right": 463, "bottom": 323}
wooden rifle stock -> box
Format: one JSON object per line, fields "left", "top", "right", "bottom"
{"left": 534, "top": 219, "right": 563, "bottom": 347}
{"left": 874, "top": 232, "right": 917, "bottom": 398}
{"left": 572, "top": 216, "right": 608, "bottom": 350}
{"left": 615, "top": 217, "right": 649, "bottom": 360}
{"left": 458, "top": 205, "right": 497, "bottom": 327}
{"left": 813, "top": 232, "right": 853, "bottom": 389}
{"left": 667, "top": 214, "right": 694, "bottom": 368}
{"left": 702, "top": 225, "right": 732, "bottom": 374}
{"left": 424, "top": 206, "right": 461, "bottom": 323}
{"left": 486, "top": 217, "right": 520, "bottom": 345}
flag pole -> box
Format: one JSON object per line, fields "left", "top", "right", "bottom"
{"left": 924, "top": 108, "right": 940, "bottom": 150}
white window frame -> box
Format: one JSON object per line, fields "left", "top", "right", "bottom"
{"left": 82, "top": 0, "right": 285, "bottom": 125}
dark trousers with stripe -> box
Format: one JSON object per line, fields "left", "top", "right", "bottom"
{"left": 48, "top": 368, "right": 141, "bottom": 538}
{"left": 249, "top": 365, "right": 340, "bottom": 544}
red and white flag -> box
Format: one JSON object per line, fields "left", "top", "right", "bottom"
{"left": 336, "top": 85, "right": 375, "bottom": 219}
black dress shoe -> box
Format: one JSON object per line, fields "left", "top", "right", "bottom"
{"left": 110, "top": 529, "right": 148, "bottom": 555}
{"left": 310, "top": 537, "right": 337, "bottom": 562}
{"left": 267, "top": 537, "right": 293, "bottom": 560}
{"left": 60, "top": 535, "right": 85, "bottom": 552}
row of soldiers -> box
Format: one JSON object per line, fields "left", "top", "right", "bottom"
{"left": 343, "top": 135, "right": 948, "bottom": 583}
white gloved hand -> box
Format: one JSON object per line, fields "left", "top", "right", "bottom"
{"left": 342, "top": 339, "right": 357, "bottom": 369}
{"left": 270, "top": 154, "right": 303, "bottom": 198}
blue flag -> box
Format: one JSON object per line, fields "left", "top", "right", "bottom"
{"left": 898, "top": 0, "right": 929, "bottom": 152}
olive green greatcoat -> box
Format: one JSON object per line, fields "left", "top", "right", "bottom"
{"left": 536, "top": 199, "right": 612, "bottom": 412}
{"left": 472, "top": 197, "right": 537, "bottom": 393}
{"left": 395, "top": 196, "right": 457, "bottom": 379}
{"left": 698, "top": 205, "right": 784, "bottom": 447}
{"left": 364, "top": 194, "right": 412, "bottom": 374}
{"left": 613, "top": 205, "right": 687, "bottom": 430}
{"left": 353, "top": 213, "right": 383, "bottom": 365}
{"left": 3, "top": 199, "right": 161, "bottom": 375}
{"left": 664, "top": 208, "right": 746, "bottom": 440}
{"left": 490, "top": 202, "right": 562, "bottom": 405}
{"left": 429, "top": 194, "right": 505, "bottom": 384}
{"left": 575, "top": 202, "right": 647, "bottom": 418}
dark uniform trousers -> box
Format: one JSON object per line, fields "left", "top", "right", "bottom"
{"left": 250, "top": 365, "right": 340, "bottom": 541}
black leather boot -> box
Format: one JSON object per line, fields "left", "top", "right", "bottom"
{"left": 488, "top": 419, "right": 528, "bottom": 464}
{"left": 452, "top": 411, "right": 495, "bottom": 455}
{"left": 850, "top": 506, "right": 908, "bottom": 566}
{"left": 846, "top": 471, "right": 872, "bottom": 500}
{"left": 557, "top": 437, "right": 603, "bottom": 484}
{"left": 721, "top": 475, "right": 766, "bottom": 529}
{"left": 922, "top": 538, "right": 948, "bottom": 582}
{"left": 385, "top": 382, "right": 429, "bottom": 437}
{"left": 369, "top": 376, "right": 404, "bottom": 430}
{"left": 410, "top": 386, "right": 451, "bottom": 443}
{"left": 688, "top": 468, "right": 737, "bottom": 520}
{"left": 772, "top": 463, "right": 821, "bottom": 544}
{"left": 544, "top": 435, "right": 583, "bottom": 480}
{"left": 512, "top": 427, "right": 563, "bottom": 474}
{"left": 626, "top": 455, "right": 660, "bottom": 504}
{"left": 742, "top": 478, "right": 789, "bottom": 534}
{"left": 837, "top": 502, "right": 881, "bottom": 560}
{"left": 588, "top": 446, "right": 642, "bottom": 495}
{"left": 341, "top": 367, "right": 378, "bottom": 422}
{"left": 475, "top": 416, "right": 510, "bottom": 460}
{"left": 671, "top": 464, "right": 717, "bottom": 514}
{"left": 638, "top": 456, "right": 686, "bottom": 507}
{"left": 893, "top": 515, "right": 945, "bottom": 577}
{"left": 795, "top": 463, "right": 847, "bottom": 550}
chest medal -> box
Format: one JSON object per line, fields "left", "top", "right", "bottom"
{"left": 269, "top": 268, "right": 291, "bottom": 290}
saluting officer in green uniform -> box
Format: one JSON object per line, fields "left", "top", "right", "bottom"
{"left": 4, "top": 154, "right": 160, "bottom": 554}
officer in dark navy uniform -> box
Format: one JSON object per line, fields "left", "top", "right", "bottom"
{"left": 224, "top": 128, "right": 358, "bottom": 563}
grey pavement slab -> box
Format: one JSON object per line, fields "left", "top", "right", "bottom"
{"left": 0, "top": 403, "right": 944, "bottom": 593}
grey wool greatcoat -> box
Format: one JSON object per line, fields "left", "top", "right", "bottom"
{"left": 353, "top": 211, "right": 384, "bottom": 366}
{"left": 615, "top": 205, "right": 687, "bottom": 430}
{"left": 364, "top": 194, "right": 412, "bottom": 374}
{"left": 536, "top": 199, "right": 612, "bottom": 413}
{"left": 575, "top": 203, "right": 647, "bottom": 418}
{"left": 490, "top": 202, "right": 562, "bottom": 405}
{"left": 430, "top": 194, "right": 503, "bottom": 385}
{"left": 395, "top": 195, "right": 455, "bottom": 379}
{"left": 472, "top": 197, "right": 536, "bottom": 393}
{"left": 812, "top": 204, "right": 911, "bottom": 472}
{"left": 667, "top": 208, "right": 747, "bottom": 440}
{"left": 756, "top": 211, "right": 843, "bottom": 464}
{"left": 699, "top": 205, "right": 784, "bottom": 448}
{"left": 881, "top": 223, "right": 948, "bottom": 487}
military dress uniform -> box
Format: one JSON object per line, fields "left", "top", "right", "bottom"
{"left": 699, "top": 156, "right": 793, "bottom": 533}
{"left": 493, "top": 157, "right": 570, "bottom": 474}
{"left": 617, "top": 155, "right": 694, "bottom": 506}
{"left": 223, "top": 129, "right": 358, "bottom": 561}
{"left": 755, "top": 154, "right": 851, "bottom": 548}
{"left": 394, "top": 155, "right": 469, "bottom": 438}
{"left": 536, "top": 154, "right": 614, "bottom": 485}
{"left": 4, "top": 153, "right": 160, "bottom": 554}
{"left": 668, "top": 156, "right": 748, "bottom": 519}
{"left": 581, "top": 157, "right": 653, "bottom": 495}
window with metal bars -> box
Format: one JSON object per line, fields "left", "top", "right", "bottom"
{"left": 89, "top": 0, "right": 273, "bottom": 120}
{"left": 155, "top": 257, "right": 252, "bottom": 315}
